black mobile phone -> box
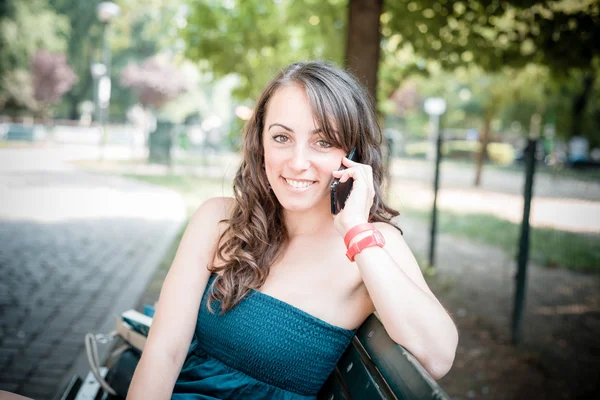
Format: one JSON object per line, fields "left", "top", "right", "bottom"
{"left": 330, "top": 148, "right": 358, "bottom": 215}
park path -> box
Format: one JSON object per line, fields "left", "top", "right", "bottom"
{"left": 389, "top": 158, "right": 600, "bottom": 234}
{"left": 392, "top": 180, "right": 600, "bottom": 233}
{"left": 0, "top": 146, "right": 185, "bottom": 399}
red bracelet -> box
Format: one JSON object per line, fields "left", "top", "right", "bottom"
{"left": 344, "top": 223, "right": 376, "bottom": 248}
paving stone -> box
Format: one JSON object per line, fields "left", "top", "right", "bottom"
{"left": 0, "top": 162, "right": 184, "bottom": 399}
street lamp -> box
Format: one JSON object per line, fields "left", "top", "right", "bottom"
{"left": 90, "top": 62, "right": 106, "bottom": 123}
{"left": 95, "top": 1, "right": 120, "bottom": 159}
{"left": 423, "top": 97, "right": 446, "bottom": 268}
{"left": 97, "top": 1, "right": 121, "bottom": 23}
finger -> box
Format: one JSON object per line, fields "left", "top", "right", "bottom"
{"left": 344, "top": 168, "right": 376, "bottom": 203}
{"left": 336, "top": 167, "right": 366, "bottom": 185}
{"left": 339, "top": 171, "right": 353, "bottom": 183}
{"left": 341, "top": 156, "right": 361, "bottom": 168}
{"left": 332, "top": 168, "right": 356, "bottom": 183}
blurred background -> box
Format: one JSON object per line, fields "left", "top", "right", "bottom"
{"left": 0, "top": 1, "right": 599, "bottom": 399}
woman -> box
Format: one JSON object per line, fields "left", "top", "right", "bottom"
{"left": 128, "top": 61, "right": 458, "bottom": 399}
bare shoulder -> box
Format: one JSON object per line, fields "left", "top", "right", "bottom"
{"left": 193, "top": 196, "right": 234, "bottom": 220}
{"left": 172, "top": 197, "right": 234, "bottom": 275}
{"left": 189, "top": 197, "right": 234, "bottom": 230}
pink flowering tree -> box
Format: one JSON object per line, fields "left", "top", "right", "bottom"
{"left": 121, "top": 56, "right": 190, "bottom": 110}
{"left": 31, "top": 50, "right": 78, "bottom": 118}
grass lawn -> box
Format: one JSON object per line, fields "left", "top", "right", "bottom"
{"left": 398, "top": 206, "right": 600, "bottom": 273}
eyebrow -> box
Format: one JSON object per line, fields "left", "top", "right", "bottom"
{"left": 268, "top": 123, "right": 325, "bottom": 135}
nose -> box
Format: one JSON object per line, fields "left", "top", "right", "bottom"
{"left": 288, "top": 144, "right": 311, "bottom": 171}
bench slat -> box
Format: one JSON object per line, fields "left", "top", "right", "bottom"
{"left": 318, "top": 367, "right": 351, "bottom": 400}
{"left": 57, "top": 376, "right": 83, "bottom": 400}
{"left": 336, "top": 339, "right": 396, "bottom": 399}
{"left": 355, "top": 315, "right": 450, "bottom": 400}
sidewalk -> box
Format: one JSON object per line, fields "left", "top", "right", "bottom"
{"left": 0, "top": 147, "right": 186, "bottom": 399}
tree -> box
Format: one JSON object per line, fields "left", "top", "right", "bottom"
{"left": 383, "top": 0, "right": 600, "bottom": 138}
{"left": 46, "top": 0, "right": 190, "bottom": 120}
{"left": 1, "top": 70, "right": 37, "bottom": 118}
{"left": 345, "top": 0, "right": 383, "bottom": 103}
{"left": 181, "top": 0, "right": 346, "bottom": 100}
{"left": 179, "top": 1, "right": 598, "bottom": 166}
{"left": 31, "top": 50, "right": 78, "bottom": 118}
{"left": 0, "top": 0, "right": 69, "bottom": 116}
{"left": 381, "top": 0, "right": 599, "bottom": 183}
{"left": 48, "top": 0, "right": 103, "bottom": 119}
{"left": 121, "top": 56, "right": 191, "bottom": 109}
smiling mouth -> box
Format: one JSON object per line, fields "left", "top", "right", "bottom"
{"left": 284, "top": 178, "right": 316, "bottom": 189}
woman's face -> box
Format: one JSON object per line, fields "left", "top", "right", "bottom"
{"left": 262, "top": 84, "right": 346, "bottom": 213}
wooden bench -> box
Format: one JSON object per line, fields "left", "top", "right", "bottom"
{"left": 60, "top": 314, "right": 450, "bottom": 399}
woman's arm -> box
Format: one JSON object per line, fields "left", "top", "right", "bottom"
{"left": 127, "top": 197, "right": 231, "bottom": 399}
{"left": 352, "top": 222, "right": 458, "bottom": 380}
{"left": 332, "top": 158, "right": 457, "bottom": 380}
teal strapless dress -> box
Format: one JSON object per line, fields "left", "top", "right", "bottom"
{"left": 172, "top": 274, "right": 355, "bottom": 399}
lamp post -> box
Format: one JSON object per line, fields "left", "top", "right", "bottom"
{"left": 95, "top": 1, "right": 120, "bottom": 159}
{"left": 424, "top": 97, "right": 447, "bottom": 268}
{"left": 90, "top": 62, "right": 106, "bottom": 123}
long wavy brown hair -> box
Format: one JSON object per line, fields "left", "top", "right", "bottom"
{"left": 207, "top": 61, "right": 399, "bottom": 313}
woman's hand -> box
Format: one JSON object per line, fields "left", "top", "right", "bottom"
{"left": 331, "top": 156, "right": 375, "bottom": 237}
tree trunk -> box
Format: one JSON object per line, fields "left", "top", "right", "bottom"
{"left": 474, "top": 113, "right": 492, "bottom": 187}
{"left": 571, "top": 72, "right": 595, "bottom": 138}
{"left": 344, "top": 0, "right": 382, "bottom": 106}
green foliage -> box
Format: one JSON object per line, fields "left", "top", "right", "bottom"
{"left": 46, "top": 0, "right": 188, "bottom": 120}
{"left": 380, "top": 1, "right": 599, "bottom": 140}
{"left": 108, "top": 1, "right": 192, "bottom": 121}
{"left": 0, "top": 0, "right": 70, "bottom": 113}
{"left": 383, "top": 0, "right": 599, "bottom": 75}
{"left": 1, "top": 70, "right": 37, "bottom": 117}
{"left": 48, "top": 0, "right": 104, "bottom": 119}
{"left": 181, "top": 0, "right": 346, "bottom": 100}
{"left": 0, "top": 0, "right": 69, "bottom": 73}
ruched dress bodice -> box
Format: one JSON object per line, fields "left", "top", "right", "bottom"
{"left": 172, "top": 274, "right": 355, "bottom": 399}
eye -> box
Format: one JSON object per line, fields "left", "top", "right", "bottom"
{"left": 271, "top": 134, "right": 290, "bottom": 144}
{"left": 316, "top": 139, "right": 333, "bottom": 149}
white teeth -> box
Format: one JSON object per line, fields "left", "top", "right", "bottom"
{"left": 285, "top": 178, "right": 314, "bottom": 189}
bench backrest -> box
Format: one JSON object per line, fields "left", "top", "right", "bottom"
{"left": 318, "top": 314, "right": 450, "bottom": 400}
